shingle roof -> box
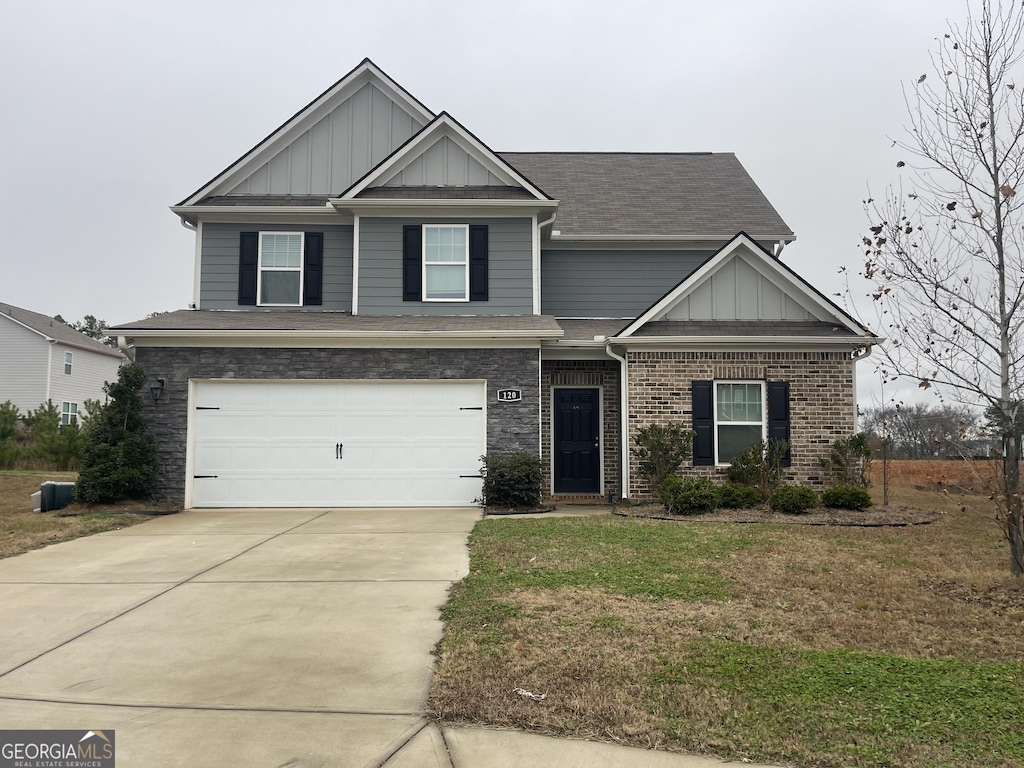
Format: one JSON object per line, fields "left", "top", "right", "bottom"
{"left": 498, "top": 152, "right": 794, "bottom": 240}
{"left": 0, "top": 302, "right": 125, "bottom": 358}
{"left": 555, "top": 319, "right": 633, "bottom": 342}
{"left": 633, "top": 321, "right": 859, "bottom": 337}
{"left": 356, "top": 186, "right": 536, "bottom": 200}
{"left": 197, "top": 195, "right": 330, "bottom": 206}
{"left": 111, "top": 310, "right": 562, "bottom": 335}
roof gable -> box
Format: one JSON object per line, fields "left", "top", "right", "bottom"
{"left": 180, "top": 59, "right": 435, "bottom": 206}
{"left": 341, "top": 113, "right": 550, "bottom": 201}
{"left": 617, "top": 233, "right": 872, "bottom": 338}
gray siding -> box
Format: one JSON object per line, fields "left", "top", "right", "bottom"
{"left": 666, "top": 252, "right": 813, "bottom": 321}
{"left": 227, "top": 83, "right": 425, "bottom": 196}
{"left": 541, "top": 249, "right": 711, "bottom": 317}
{"left": 48, "top": 343, "right": 122, "bottom": 411}
{"left": 358, "top": 217, "right": 534, "bottom": 315}
{"left": 0, "top": 318, "right": 50, "bottom": 413}
{"left": 200, "top": 223, "right": 354, "bottom": 311}
{"left": 384, "top": 136, "right": 504, "bottom": 187}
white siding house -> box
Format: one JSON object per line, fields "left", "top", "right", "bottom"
{"left": 0, "top": 302, "right": 125, "bottom": 421}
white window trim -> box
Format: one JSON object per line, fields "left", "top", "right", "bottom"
{"left": 713, "top": 380, "right": 766, "bottom": 466}
{"left": 64, "top": 351, "right": 73, "bottom": 375}
{"left": 61, "top": 401, "right": 78, "bottom": 427}
{"left": 257, "top": 231, "right": 304, "bottom": 307}
{"left": 422, "top": 224, "right": 470, "bottom": 302}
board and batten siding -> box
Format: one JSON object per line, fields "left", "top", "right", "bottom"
{"left": 226, "top": 83, "right": 425, "bottom": 197}
{"left": 48, "top": 344, "right": 122, "bottom": 411}
{"left": 541, "top": 249, "right": 711, "bottom": 318}
{"left": 200, "top": 223, "right": 354, "bottom": 310}
{"left": 382, "top": 136, "right": 504, "bottom": 187}
{"left": 358, "top": 217, "right": 534, "bottom": 315}
{"left": 0, "top": 318, "right": 51, "bottom": 413}
{"left": 665, "top": 252, "right": 813, "bottom": 321}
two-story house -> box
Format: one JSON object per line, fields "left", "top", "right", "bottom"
{"left": 1, "top": 302, "right": 124, "bottom": 423}
{"left": 112, "top": 59, "right": 878, "bottom": 509}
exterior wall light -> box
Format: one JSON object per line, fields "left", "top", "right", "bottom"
{"left": 149, "top": 378, "right": 166, "bottom": 402}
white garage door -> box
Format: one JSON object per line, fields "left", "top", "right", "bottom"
{"left": 189, "top": 380, "right": 486, "bottom": 508}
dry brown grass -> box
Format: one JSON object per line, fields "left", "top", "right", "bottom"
{"left": 0, "top": 472, "right": 157, "bottom": 559}
{"left": 430, "top": 486, "right": 1024, "bottom": 767}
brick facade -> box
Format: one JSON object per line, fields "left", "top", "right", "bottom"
{"left": 135, "top": 346, "right": 540, "bottom": 505}
{"left": 627, "top": 349, "right": 856, "bottom": 497}
{"left": 541, "top": 359, "right": 620, "bottom": 500}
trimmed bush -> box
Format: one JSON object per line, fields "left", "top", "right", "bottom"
{"left": 480, "top": 451, "right": 543, "bottom": 508}
{"left": 726, "top": 439, "right": 789, "bottom": 498}
{"left": 632, "top": 423, "right": 695, "bottom": 496}
{"left": 718, "top": 482, "right": 762, "bottom": 509}
{"left": 660, "top": 475, "right": 719, "bottom": 515}
{"left": 769, "top": 485, "right": 818, "bottom": 514}
{"left": 822, "top": 485, "right": 874, "bottom": 510}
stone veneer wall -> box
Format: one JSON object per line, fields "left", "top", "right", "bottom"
{"left": 627, "top": 350, "right": 856, "bottom": 498}
{"left": 541, "top": 359, "right": 620, "bottom": 500}
{"left": 135, "top": 346, "right": 540, "bottom": 505}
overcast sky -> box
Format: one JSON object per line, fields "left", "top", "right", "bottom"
{"left": 0, "top": 0, "right": 974, "bottom": 407}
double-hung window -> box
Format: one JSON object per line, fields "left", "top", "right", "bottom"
{"left": 258, "top": 232, "right": 303, "bottom": 306}
{"left": 64, "top": 352, "right": 73, "bottom": 375}
{"left": 714, "top": 381, "right": 765, "bottom": 464}
{"left": 423, "top": 224, "right": 469, "bottom": 301}
{"left": 61, "top": 402, "right": 78, "bottom": 427}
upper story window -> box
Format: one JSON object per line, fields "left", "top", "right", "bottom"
{"left": 423, "top": 225, "right": 469, "bottom": 301}
{"left": 714, "top": 381, "right": 765, "bottom": 464}
{"left": 258, "top": 232, "right": 304, "bottom": 306}
{"left": 64, "top": 351, "right": 73, "bottom": 375}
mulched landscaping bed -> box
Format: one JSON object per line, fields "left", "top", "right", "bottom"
{"left": 614, "top": 505, "right": 942, "bottom": 527}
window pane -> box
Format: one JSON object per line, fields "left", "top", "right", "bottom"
{"left": 261, "top": 271, "right": 300, "bottom": 304}
{"left": 425, "top": 264, "right": 466, "bottom": 299}
{"left": 717, "top": 383, "right": 762, "bottom": 423}
{"left": 262, "top": 233, "right": 301, "bottom": 268}
{"left": 425, "top": 227, "right": 466, "bottom": 263}
{"left": 718, "top": 424, "right": 762, "bottom": 463}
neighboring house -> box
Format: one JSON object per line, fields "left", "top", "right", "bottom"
{"left": 111, "top": 59, "right": 880, "bottom": 509}
{"left": 0, "top": 302, "right": 124, "bottom": 424}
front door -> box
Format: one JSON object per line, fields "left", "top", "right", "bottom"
{"left": 553, "top": 388, "right": 601, "bottom": 494}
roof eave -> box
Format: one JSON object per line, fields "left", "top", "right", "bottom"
{"left": 328, "top": 198, "right": 559, "bottom": 215}
{"left": 613, "top": 335, "right": 880, "bottom": 348}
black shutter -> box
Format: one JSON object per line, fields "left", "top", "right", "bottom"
{"left": 238, "top": 232, "right": 259, "bottom": 306}
{"left": 303, "top": 232, "right": 323, "bottom": 306}
{"left": 767, "top": 381, "right": 792, "bottom": 467}
{"left": 692, "top": 380, "right": 715, "bottom": 466}
{"left": 469, "top": 224, "right": 489, "bottom": 301}
{"left": 403, "top": 225, "right": 422, "bottom": 301}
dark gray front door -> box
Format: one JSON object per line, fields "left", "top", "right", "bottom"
{"left": 553, "top": 388, "right": 600, "bottom": 494}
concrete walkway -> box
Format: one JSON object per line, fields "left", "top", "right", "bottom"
{"left": 0, "top": 507, "right": 781, "bottom": 767}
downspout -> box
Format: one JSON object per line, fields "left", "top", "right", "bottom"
{"left": 852, "top": 342, "right": 874, "bottom": 431}
{"left": 604, "top": 341, "right": 629, "bottom": 500}
{"left": 534, "top": 213, "right": 556, "bottom": 316}
{"left": 117, "top": 336, "right": 135, "bottom": 363}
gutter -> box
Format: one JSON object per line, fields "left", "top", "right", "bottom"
{"left": 602, "top": 339, "right": 630, "bottom": 501}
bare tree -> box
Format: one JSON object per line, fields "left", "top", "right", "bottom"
{"left": 859, "top": 0, "right": 1024, "bottom": 575}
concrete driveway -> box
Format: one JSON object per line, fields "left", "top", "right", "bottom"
{"left": 0, "top": 507, "right": 480, "bottom": 767}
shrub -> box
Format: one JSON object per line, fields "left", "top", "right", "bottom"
{"left": 632, "top": 423, "right": 695, "bottom": 495}
{"left": 822, "top": 485, "right": 874, "bottom": 510}
{"left": 479, "top": 451, "right": 543, "bottom": 508}
{"left": 820, "top": 433, "right": 872, "bottom": 486}
{"left": 769, "top": 484, "right": 818, "bottom": 514}
{"left": 717, "top": 482, "right": 762, "bottom": 509}
{"left": 660, "top": 475, "right": 719, "bottom": 515}
{"left": 0, "top": 401, "right": 21, "bottom": 470}
{"left": 726, "top": 439, "right": 789, "bottom": 498}
{"left": 76, "top": 362, "right": 157, "bottom": 503}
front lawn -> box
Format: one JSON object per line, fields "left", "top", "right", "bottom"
{"left": 0, "top": 471, "right": 156, "bottom": 559}
{"left": 429, "top": 489, "right": 1024, "bottom": 767}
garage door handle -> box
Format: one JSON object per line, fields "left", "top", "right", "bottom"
{"left": 336, "top": 442, "right": 344, "bottom": 460}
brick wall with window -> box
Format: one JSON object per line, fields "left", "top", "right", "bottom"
{"left": 626, "top": 350, "right": 856, "bottom": 498}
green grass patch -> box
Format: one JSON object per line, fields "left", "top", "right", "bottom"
{"left": 650, "top": 640, "right": 1024, "bottom": 766}
{"left": 454, "top": 517, "right": 756, "bottom": 601}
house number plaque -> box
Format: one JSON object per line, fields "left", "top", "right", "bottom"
{"left": 496, "top": 389, "right": 522, "bottom": 402}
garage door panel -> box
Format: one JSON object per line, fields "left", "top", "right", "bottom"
{"left": 190, "top": 380, "right": 487, "bottom": 508}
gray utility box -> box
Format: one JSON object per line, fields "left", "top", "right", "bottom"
{"left": 38, "top": 481, "right": 75, "bottom": 512}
